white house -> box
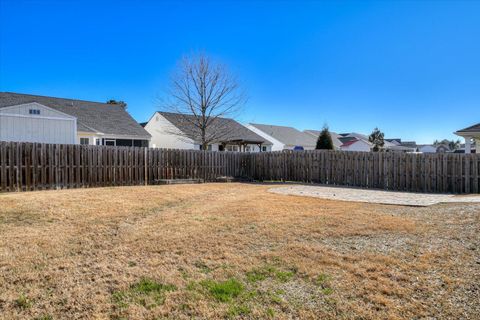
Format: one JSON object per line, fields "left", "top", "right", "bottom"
{"left": 0, "top": 92, "right": 151, "bottom": 146}
{"left": 143, "top": 112, "right": 272, "bottom": 152}
{"left": 339, "top": 138, "right": 372, "bottom": 152}
{"left": 455, "top": 123, "right": 480, "bottom": 154}
{"left": 247, "top": 123, "right": 317, "bottom": 151}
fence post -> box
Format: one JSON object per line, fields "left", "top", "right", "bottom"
{"left": 144, "top": 147, "right": 148, "bottom": 186}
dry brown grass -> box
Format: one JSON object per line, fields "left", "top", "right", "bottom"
{"left": 0, "top": 183, "right": 478, "bottom": 319}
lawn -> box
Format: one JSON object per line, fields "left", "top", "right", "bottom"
{"left": 0, "top": 183, "right": 478, "bottom": 319}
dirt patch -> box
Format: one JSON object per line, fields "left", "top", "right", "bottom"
{"left": 0, "top": 183, "right": 478, "bottom": 319}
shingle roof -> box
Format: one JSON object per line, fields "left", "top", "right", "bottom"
{"left": 456, "top": 123, "right": 480, "bottom": 133}
{"left": 159, "top": 112, "right": 271, "bottom": 145}
{"left": 0, "top": 92, "right": 150, "bottom": 138}
{"left": 304, "top": 129, "right": 343, "bottom": 148}
{"left": 249, "top": 123, "right": 317, "bottom": 147}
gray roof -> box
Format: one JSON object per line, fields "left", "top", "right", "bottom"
{"left": 250, "top": 123, "right": 317, "bottom": 147}
{"left": 159, "top": 112, "right": 271, "bottom": 145}
{"left": 456, "top": 123, "right": 480, "bottom": 133}
{"left": 304, "top": 129, "right": 343, "bottom": 148}
{"left": 340, "top": 132, "right": 369, "bottom": 141}
{"left": 0, "top": 92, "right": 150, "bottom": 138}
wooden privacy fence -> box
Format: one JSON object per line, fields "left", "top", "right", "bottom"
{"left": 0, "top": 141, "right": 479, "bottom": 194}
{"left": 0, "top": 142, "right": 249, "bottom": 192}
{"left": 249, "top": 150, "right": 480, "bottom": 194}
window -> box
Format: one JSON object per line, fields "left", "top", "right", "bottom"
{"left": 105, "top": 139, "right": 116, "bottom": 146}
{"left": 29, "top": 109, "right": 40, "bottom": 115}
{"left": 262, "top": 146, "right": 267, "bottom": 152}
{"left": 95, "top": 138, "right": 101, "bottom": 145}
{"left": 226, "top": 145, "right": 239, "bottom": 152}
{"left": 80, "top": 138, "right": 90, "bottom": 145}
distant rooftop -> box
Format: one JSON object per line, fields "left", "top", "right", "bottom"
{"left": 250, "top": 123, "right": 317, "bottom": 147}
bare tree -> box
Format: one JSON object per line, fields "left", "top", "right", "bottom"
{"left": 161, "top": 53, "right": 246, "bottom": 150}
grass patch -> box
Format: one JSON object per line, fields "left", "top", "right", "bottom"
{"left": 112, "top": 278, "right": 176, "bottom": 309}
{"left": 15, "top": 294, "right": 31, "bottom": 309}
{"left": 246, "top": 265, "right": 296, "bottom": 283}
{"left": 315, "top": 273, "right": 334, "bottom": 295}
{"left": 194, "top": 260, "right": 212, "bottom": 273}
{"left": 200, "top": 278, "right": 244, "bottom": 302}
{"left": 226, "top": 303, "right": 251, "bottom": 318}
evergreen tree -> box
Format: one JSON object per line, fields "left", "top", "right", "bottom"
{"left": 368, "top": 127, "right": 385, "bottom": 152}
{"left": 316, "top": 126, "right": 334, "bottom": 150}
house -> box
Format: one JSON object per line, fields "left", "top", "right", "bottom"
{"left": 417, "top": 144, "right": 451, "bottom": 153}
{"left": 385, "top": 144, "right": 417, "bottom": 152}
{"left": 339, "top": 137, "right": 372, "bottom": 152}
{"left": 385, "top": 138, "right": 402, "bottom": 146}
{"left": 143, "top": 112, "right": 272, "bottom": 152}
{"left": 454, "top": 123, "right": 480, "bottom": 154}
{"left": 0, "top": 92, "right": 150, "bottom": 146}
{"left": 417, "top": 145, "right": 437, "bottom": 153}
{"left": 247, "top": 123, "right": 317, "bottom": 151}
{"left": 303, "top": 129, "right": 343, "bottom": 150}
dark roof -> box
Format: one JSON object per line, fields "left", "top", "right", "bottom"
{"left": 338, "top": 136, "right": 357, "bottom": 144}
{"left": 456, "top": 123, "right": 480, "bottom": 133}
{"left": 400, "top": 141, "right": 417, "bottom": 148}
{"left": 341, "top": 139, "right": 360, "bottom": 147}
{"left": 158, "top": 112, "right": 271, "bottom": 145}
{"left": 0, "top": 92, "right": 150, "bottom": 138}
{"left": 250, "top": 123, "right": 317, "bottom": 147}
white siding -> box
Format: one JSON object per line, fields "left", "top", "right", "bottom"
{"left": 0, "top": 103, "right": 76, "bottom": 144}
{"left": 246, "top": 125, "right": 285, "bottom": 151}
{"left": 144, "top": 112, "right": 196, "bottom": 149}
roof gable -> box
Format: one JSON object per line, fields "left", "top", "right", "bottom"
{"left": 0, "top": 102, "right": 76, "bottom": 119}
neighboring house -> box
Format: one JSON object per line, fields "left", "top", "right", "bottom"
{"left": 0, "top": 92, "right": 150, "bottom": 146}
{"left": 303, "top": 129, "right": 343, "bottom": 150}
{"left": 247, "top": 123, "right": 317, "bottom": 151}
{"left": 143, "top": 112, "right": 272, "bottom": 152}
{"left": 339, "top": 138, "right": 372, "bottom": 152}
{"left": 399, "top": 141, "right": 417, "bottom": 149}
{"left": 417, "top": 144, "right": 451, "bottom": 153}
{"left": 385, "top": 145, "right": 417, "bottom": 153}
{"left": 417, "top": 145, "right": 437, "bottom": 153}
{"left": 454, "top": 123, "right": 480, "bottom": 154}
{"left": 385, "top": 138, "right": 402, "bottom": 146}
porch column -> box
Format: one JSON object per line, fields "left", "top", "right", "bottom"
{"left": 465, "top": 136, "right": 472, "bottom": 154}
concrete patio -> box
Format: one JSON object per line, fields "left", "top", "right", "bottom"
{"left": 269, "top": 185, "right": 480, "bottom": 206}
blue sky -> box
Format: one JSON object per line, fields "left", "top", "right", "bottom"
{"left": 1, "top": 0, "right": 479, "bottom": 143}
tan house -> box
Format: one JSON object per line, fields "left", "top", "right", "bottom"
{"left": 454, "top": 123, "right": 479, "bottom": 153}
